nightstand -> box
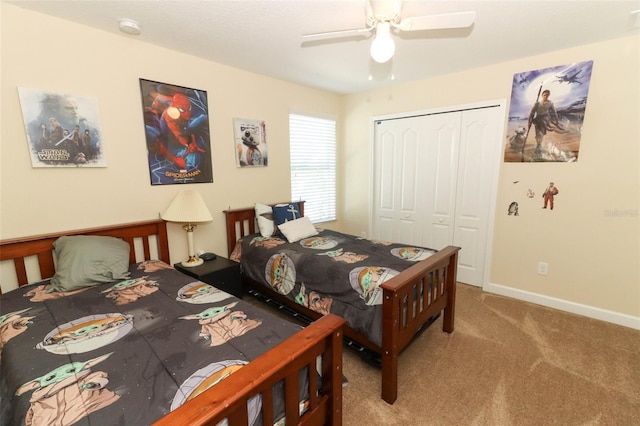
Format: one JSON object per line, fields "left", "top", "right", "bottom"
{"left": 174, "top": 255, "right": 243, "bottom": 298}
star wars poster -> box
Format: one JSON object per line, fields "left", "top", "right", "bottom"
{"left": 233, "top": 118, "right": 267, "bottom": 167}
{"left": 139, "top": 79, "right": 213, "bottom": 185}
{"left": 505, "top": 60, "right": 593, "bottom": 163}
{"left": 18, "top": 87, "right": 106, "bottom": 167}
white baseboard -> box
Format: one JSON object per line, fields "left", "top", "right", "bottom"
{"left": 484, "top": 282, "right": 640, "bottom": 331}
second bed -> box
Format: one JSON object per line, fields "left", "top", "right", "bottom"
{"left": 225, "top": 202, "right": 460, "bottom": 404}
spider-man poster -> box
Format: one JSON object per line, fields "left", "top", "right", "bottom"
{"left": 139, "top": 79, "right": 213, "bottom": 185}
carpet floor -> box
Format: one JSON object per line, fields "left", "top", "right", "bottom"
{"left": 341, "top": 283, "right": 640, "bottom": 425}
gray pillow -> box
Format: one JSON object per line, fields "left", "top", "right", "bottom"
{"left": 49, "top": 235, "right": 131, "bottom": 292}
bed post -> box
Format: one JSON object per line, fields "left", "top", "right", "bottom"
{"left": 323, "top": 320, "right": 344, "bottom": 424}
{"left": 156, "top": 221, "right": 170, "bottom": 264}
{"left": 380, "top": 290, "right": 399, "bottom": 404}
{"left": 442, "top": 248, "right": 459, "bottom": 333}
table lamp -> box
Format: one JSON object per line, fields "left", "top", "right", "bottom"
{"left": 161, "top": 189, "right": 213, "bottom": 267}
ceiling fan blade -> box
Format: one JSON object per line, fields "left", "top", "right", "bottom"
{"left": 397, "top": 11, "right": 476, "bottom": 32}
{"left": 392, "top": 0, "right": 403, "bottom": 18}
{"left": 304, "top": 0, "right": 375, "bottom": 39}
{"left": 302, "top": 26, "right": 372, "bottom": 39}
{"left": 367, "top": 0, "right": 375, "bottom": 20}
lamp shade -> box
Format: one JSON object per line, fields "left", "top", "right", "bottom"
{"left": 161, "top": 190, "right": 213, "bottom": 223}
{"left": 370, "top": 22, "right": 395, "bottom": 63}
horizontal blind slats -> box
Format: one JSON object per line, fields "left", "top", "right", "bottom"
{"left": 289, "top": 114, "right": 336, "bottom": 223}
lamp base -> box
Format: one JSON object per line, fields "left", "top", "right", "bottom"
{"left": 180, "top": 256, "right": 204, "bottom": 268}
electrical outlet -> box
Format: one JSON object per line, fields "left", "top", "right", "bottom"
{"left": 537, "top": 262, "right": 549, "bottom": 275}
{"left": 361, "top": 231, "right": 367, "bottom": 238}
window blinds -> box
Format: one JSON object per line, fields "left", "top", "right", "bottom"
{"left": 289, "top": 114, "right": 336, "bottom": 223}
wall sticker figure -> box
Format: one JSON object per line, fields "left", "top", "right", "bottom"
{"left": 542, "top": 182, "right": 559, "bottom": 210}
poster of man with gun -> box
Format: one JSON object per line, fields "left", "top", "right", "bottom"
{"left": 505, "top": 60, "right": 593, "bottom": 163}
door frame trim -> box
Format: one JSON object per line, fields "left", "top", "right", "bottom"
{"left": 369, "top": 98, "right": 507, "bottom": 290}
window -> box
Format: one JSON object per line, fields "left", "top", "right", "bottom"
{"left": 289, "top": 114, "right": 336, "bottom": 223}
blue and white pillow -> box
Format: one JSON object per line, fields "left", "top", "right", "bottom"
{"left": 272, "top": 204, "right": 301, "bottom": 237}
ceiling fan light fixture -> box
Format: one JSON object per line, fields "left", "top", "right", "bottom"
{"left": 370, "top": 22, "right": 395, "bottom": 63}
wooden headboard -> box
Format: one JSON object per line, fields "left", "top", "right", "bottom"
{"left": 223, "top": 201, "right": 305, "bottom": 256}
{"left": 0, "top": 219, "right": 170, "bottom": 294}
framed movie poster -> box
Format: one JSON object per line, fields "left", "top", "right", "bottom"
{"left": 18, "top": 87, "right": 106, "bottom": 167}
{"left": 233, "top": 118, "right": 267, "bottom": 167}
{"left": 505, "top": 60, "right": 593, "bottom": 163}
{"left": 139, "top": 79, "right": 213, "bottom": 185}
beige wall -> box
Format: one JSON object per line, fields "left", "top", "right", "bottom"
{"left": 0, "top": 4, "right": 341, "bottom": 291}
{"left": 340, "top": 34, "right": 640, "bottom": 327}
{"left": 2, "top": 4, "right": 638, "bottom": 327}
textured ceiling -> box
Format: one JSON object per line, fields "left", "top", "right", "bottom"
{"left": 5, "top": 0, "right": 640, "bottom": 94}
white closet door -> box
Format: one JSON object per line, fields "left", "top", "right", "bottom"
{"left": 453, "top": 108, "right": 502, "bottom": 286}
{"left": 420, "top": 111, "right": 462, "bottom": 250}
{"left": 372, "top": 116, "right": 425, "bottom": 245}
{"left": 371, "top": 104, "right": 503, "bottom": 287}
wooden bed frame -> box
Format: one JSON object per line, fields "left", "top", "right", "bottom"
{"left": 224, "top": 203, "right": 461, "bottom": 404}
{"left": 0, "top": 219, "right": 345, "bottom": 426}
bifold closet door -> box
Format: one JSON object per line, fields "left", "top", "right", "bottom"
{"left": 452, "top": 107, "right": 501, "bottom": 287}
{"left": 372, "top": 116, "right": 427, "bottom": 246}
{"left": 420, "top": 111, "right": 462, "bottom": 250}
{"left": 372, "top": 106, "right": 501, "bottom": 287}
{"left": 372, "top": 112, "right": 461, "bottom": 248}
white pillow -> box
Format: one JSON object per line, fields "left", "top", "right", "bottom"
{"left": 278, "top": 216, "right": 318, "bottom": 243}
{"left": 255, "top": 203, "right": 275, "bottom": 237}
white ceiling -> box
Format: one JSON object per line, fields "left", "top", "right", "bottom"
{"left": 5, "top": 0, "right": 640, "bottom": 94}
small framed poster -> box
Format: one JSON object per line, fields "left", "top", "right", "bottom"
{"left": 233, "top": 118, "right": 267, "bottom": 167}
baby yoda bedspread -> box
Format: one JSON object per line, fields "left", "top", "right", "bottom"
{"left": 0, "top": 261, "right": 305, "bottom": 426}
{"left": 234, "top": 229, "right": 437, "bottom": 348}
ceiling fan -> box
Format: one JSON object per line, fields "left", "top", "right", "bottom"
{"left": 302, "top": 0, "right": 476, "bottom": 63}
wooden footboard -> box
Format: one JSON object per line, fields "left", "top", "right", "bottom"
{"left": 380, "top": 245, "right": 459, "bottom": 403}
{"left": 224, "top": 204, "right": 461, "bottom": 405}
{"left": 155, "top": 313, "right": 345, "bottom": 426}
